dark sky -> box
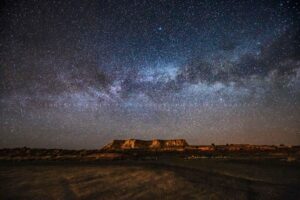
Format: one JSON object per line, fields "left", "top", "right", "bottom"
{"left": 1, "top": 0, "right": 300, "bottom": 149}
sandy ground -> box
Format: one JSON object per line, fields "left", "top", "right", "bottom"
{"left": 0, "top": 160, "right": 299, "bottom": 200}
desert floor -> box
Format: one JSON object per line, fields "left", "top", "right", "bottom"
{"left": 0, "top": 159, "right": 299, "bottom": 200}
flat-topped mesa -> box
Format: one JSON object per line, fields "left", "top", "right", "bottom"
{"left": 102, "top": 139, "right": 189, "bottom": 151}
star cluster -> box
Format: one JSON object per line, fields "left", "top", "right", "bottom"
{"left": 1, "top": 0, "right": 300, "bottom": 148}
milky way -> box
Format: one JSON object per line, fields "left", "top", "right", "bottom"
{"left": 1, "top": 0, "right": 300, "bottom": 148}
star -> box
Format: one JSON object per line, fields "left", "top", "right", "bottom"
{"left": 0, "top": 0, "right": 299, "bottom": 148}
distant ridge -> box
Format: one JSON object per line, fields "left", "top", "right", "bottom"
{"left": 101, "top": 139, "right": 300, "bottom": 152}
{"left": 102, "top": 139, "right": 188, "bottom": 151}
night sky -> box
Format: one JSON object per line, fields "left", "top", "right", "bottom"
{"left": 1, "top": 0, "right": 300, "bottom": 149}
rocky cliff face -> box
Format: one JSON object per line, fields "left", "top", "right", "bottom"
{"left": 102, "top": 139, "right": 189, "bottom": 151}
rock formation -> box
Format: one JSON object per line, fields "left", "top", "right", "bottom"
{"left": 102, "top": 139, "right": 188, "bottom": 151}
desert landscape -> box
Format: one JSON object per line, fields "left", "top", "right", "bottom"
{"left": 1, "top": 139, "right": 300, "bottom": 200}
{"left": 1, "top": 0, "right": 300, "bottom": 199}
